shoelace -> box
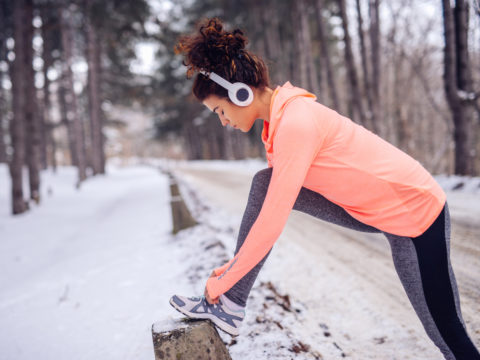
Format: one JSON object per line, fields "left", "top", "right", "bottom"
{"left": 190, "top": 295, "right": 242, "bottom": 315}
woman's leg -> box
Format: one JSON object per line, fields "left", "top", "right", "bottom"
{"left": 384, "top": 203, "right": 480, "bottom": 360}
{"left": 224, "top": 167, "right": 381, "bottom": 306}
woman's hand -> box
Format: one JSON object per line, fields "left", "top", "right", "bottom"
{"left": 204, "top": 270, "right": 219, "bottom": 304}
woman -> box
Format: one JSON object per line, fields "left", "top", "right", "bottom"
{"left": 169, "top": 17, "right": 480, "bottom": 359}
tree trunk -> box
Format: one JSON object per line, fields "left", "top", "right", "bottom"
{"left": 442, "top": 0, "right": 477, "bottom": 175}
{"left": 387, "top": 13, "right": 411, "bottom": 152}
{"left": 60, "top": 4, "right": 87, "bottom": 184}
{"left": 392, "top": 54, "right": 412, "bottom": 153}
{"left": 252, "top": 120, "right": 265, "bottom": 159}
{"left": 260, "top": 0, "right": 284, "bottom": 85}
{"left": 0, "top": 81, "right": 7, "bottom": 163}
{"left": 0, "top": 67, "right": 6, "bottom": 164}
{"left": 282, "top": 2, "right": 296, "bottom": 83}
{"left": 368, "top": 0, "right": 381, "bottom": 134}
{"left": 85, "top": 0, "right": 105, "bottom": 175}
{"left": 10, "top": 0, "right": 28, "bottom": 214}
{"left": 183, "top": 120, "right": 202, "bottom": 160}
{"left": 0, "top": 1, "right": 7, "bottom": 163}
{"left": 35, "top": 5, "right": 48, "bottom": 171}
{"left": 355, "top": 0, "right": 374, "bottom": 129}
{"left": 291, "top": 2, "right": 306, "bottom": 88}
{"left": 40, "top": 5, "right": 57, "bottom": 171}
{"left": 338, "top": 0, "right": 366, "bottom": 125}
{"left": 207, "top": 119, "right": 223, "bottom": 159}
{"left": 248, "top": 0, "right": 268, "bottom": 74}
{"left": 231, "top": 129, "right": 247, "bottom": 159}
{"left": 57, "top": 83, "right": 77, "bottom": 166}
{"left": 294, "top": 0, "right": 320, "bottom": 95}
{"left": 251, "top": 0, "right": 278, "bottom": 156}
{"left": 316, "top": 0, "right": 340, "bottom": 110}
{"left": 300, "top": 0, "right": 320, "bottom": 95}
{"left": 23, "top": 0, "right": 41, "bottom": 203}
{"left": 454, "top": 0, "right": 476, "bottom": 174}
{"left": 37, "top": 89, "right": 48, "bottom": 170}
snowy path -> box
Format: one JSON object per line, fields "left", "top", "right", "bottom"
{"left": 0, "top": 165, "right": 190, "bottom": 360}
{"left": 1, "top": 161, "right": 478, "bottom": 360}
{"left": 171, "top": 160, "right": 480, "bottom": 359}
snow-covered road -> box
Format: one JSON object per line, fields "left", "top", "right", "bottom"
{"left": 171, "top": 159, "right": 480, "bottom": 359}
{"left": 0, "top": 165, "right": 186, "bottom": 360}
{"left": 1, "top": 160, "right": 478, "bottom": 360}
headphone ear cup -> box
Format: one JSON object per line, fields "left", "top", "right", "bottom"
{"left": 201, "top": 71, "right": 254, "bottom": 107}
{"left": 229, "top": 83, "right": 254, "bottom": 107}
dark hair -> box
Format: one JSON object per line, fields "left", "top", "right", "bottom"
{"left": 174, "top": 17, "right": 270, "bottom": 103}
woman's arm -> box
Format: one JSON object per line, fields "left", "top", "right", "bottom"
{"left": 206, "top": 99, "right": 324, "bottom": 299}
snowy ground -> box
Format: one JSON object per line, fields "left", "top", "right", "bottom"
{"left": 0, "top": 164, "right": 178, "bottom": 359}
{"left": 0, "top": 159, "right": 479, "bottom": 360}
{"left": 167, "top": 158, "right": 480, "bottom": 359}
{"left": 0, "top": 161, "right": 327, "bottom": 360}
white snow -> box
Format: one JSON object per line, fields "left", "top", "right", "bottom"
{"left": 1, "top": 159, "right": 479, "bottom": 360}
{"left": 0, "top": 160, "right": 319, "bottom": 360}
{"left": 457, "top": 90, "right": 477, "bottom": 101}
{"left": 0, "top": 164, "right": 182, "bottom": 359}
{"left": 435, "top": 173, "right": 480, "bottom": 194}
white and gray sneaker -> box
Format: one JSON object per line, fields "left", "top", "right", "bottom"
{"left": 169, "top": 294, "right": 245, "bottom": 336}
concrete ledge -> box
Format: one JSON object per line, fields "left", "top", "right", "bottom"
{"left": 152, "top": 318, "right": 232, "bottom": 360}
{"left": 165, "top": 172, "right": 197, "bottom": 234}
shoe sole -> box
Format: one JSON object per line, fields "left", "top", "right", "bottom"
{"left": 169, "top": 297, "right": 240, "bottom": 336}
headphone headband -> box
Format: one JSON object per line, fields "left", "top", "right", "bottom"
{"left": 199, "top": 70, "right": 254, "bottom": 107}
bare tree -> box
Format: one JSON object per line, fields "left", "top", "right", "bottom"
{"left": 338, "top": 0, "right": 366, "bottom": 125}
{"left": 295, "top": 0, "right": 320, "bottom": 95}
{"left": 10, "top": 0, "right": 28, "bottom": 214}
{"left": 384, "top": 1, "right": 412, "bottom": 151}
{"left": 85, "top": 0, "right": 105, "bottom": 175}
{"left": 259, "top": 0, "right": 285, "bottom": 86}
{"left": 252, "top": 0, "right": 281, "bottom": 156}
{"left": 244, "top": 0, "right": 293, "bottom": 85}
{"left": 24, "top": 0, "right": 41, "bottom": 203}
{"left": 183, "top": 118, "right": 203, "bottom": 160}
{"left": 206, "top": 117, "right": 224, "bottom": 159}
{"left": 0, "top": 0, "right": 8, "bottom": 164}
{"left": 39, "top": 4, "right": 58, "bottom": 171}
{"left": 0, "top": 73, "right": 6, "bottom": 164}
{"left": 315, "top": 0, "right": 340, "bottom": 110}
{"left": 291, "top": 1, "right": 307, "bottom": 89}
{"left": 442, "top": 0, "right": 477, "bottom": 175}
{"left": 57, "top": 83, "right": 77, "bottom": 166}
{"left": 368, "top": 0, "right": 381, "bottom": 134}
{"left": 0, "top": 81, "right": 6, "bottom": 163}
{"left": 355, "top": 0, "right": 374, "bottom": 130}
{"left": 60, "top": 3, "right": 87, "bottom": 184}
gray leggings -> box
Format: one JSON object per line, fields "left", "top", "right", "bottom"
{"left": 223, "top": 167, "right": 480, "bottom": 360}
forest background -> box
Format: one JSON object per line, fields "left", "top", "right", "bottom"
{"left": 1, "top": 0, "right": 479, "bottom": 215}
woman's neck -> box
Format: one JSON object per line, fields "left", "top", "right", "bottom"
{"left": 255, "top": 87, "right": 274, "bottom": 123}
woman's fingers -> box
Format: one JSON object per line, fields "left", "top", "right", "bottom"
{"left": 204, "top": 287, "right": 219, "bottom": 304}
{"left": 205, "top": 270, "right": 220, "bottom": 304}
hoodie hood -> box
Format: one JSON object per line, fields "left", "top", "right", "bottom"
{"left": 262, "top": 81, "right": 317, "bottom": 165}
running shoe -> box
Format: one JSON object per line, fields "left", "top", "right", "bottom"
{"left": 169, "top": 294, "right": 245, "bottom": 336}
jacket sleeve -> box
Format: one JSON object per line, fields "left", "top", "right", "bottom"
{"left": 206, "top": 98, "right": 324, "bottom": 298}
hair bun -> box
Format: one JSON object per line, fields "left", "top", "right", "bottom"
{"left": 174, "top": 17, "right": 248, "bottom": 77}
{"left": 202, "top": 20, "right": 246, "bottom": 59}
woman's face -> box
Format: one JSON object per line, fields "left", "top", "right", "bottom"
{"left": 203, "top": 95, "right": 257, "bottom": 132}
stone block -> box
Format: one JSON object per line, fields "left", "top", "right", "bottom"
{"left": 152, "top": 318, "right": 232, "bottom": 360}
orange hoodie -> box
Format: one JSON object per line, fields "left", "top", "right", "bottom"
{"left": 206, "top": 81, "right": 446, "bottom": 299}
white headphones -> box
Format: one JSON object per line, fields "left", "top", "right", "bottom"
{"left": 200, "top": 70, "right": 254, "bottom": 107}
